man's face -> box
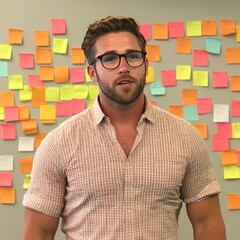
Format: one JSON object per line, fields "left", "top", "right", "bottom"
{"left": 88, "top": 31, "right": 148, "bottom": 105}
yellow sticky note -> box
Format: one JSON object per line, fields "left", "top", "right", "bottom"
{"left": 53, "top": 38, "right": 68, "bottom": 54}
{"left": 236, "top": 26, "right": 240, "bottom": 42}
{"left": 186, "top": 20, "right": 202, "bottom": 37}
{"left": 0, "top": 106, "right": 4, "bottom": 120}
{"left": 73, "top": 85, "right": 89, "bottom": 99}
{"left": 40, "top": 105, "right": 56, "bottom": 124}
{"left": 0, "top": 44, "right": 12, "bottom": 60}
{"left": 176, "top": 65, "right": 191, "bottom": 80}
{"left": 23, "top": 175, "right": 31, "bottom": 190}
{"left": 8, "top": 75, "right": 24, "bottom": 90}
{"left": 146, "top": 66, "right": 155, "bottom": 83}
{"left": 232, "top": 123, "right": 240, "bottom": 138}
{"left": 60, "top": 85, "right": 73, "bottom": 100}
{"left": 223, "top": 165, "right": 240, "bottom": 179}
{"left": 45, "top": 87, "right": 60, "bottom": 102}
{"left": 85, "top": 68, "right": 92, "bottom": 82}
{"left": 193, "top": 71, "right": 208, "bottom": 86}
{"left": 88, "top": 85, "right": 99, "bottom": 101}
{"left": 19, "top": 85, "right": 32, "bottom": 102}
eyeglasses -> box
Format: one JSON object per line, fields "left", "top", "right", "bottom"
{"left": 90, "top": 51, "right": 146, "bottom": 70}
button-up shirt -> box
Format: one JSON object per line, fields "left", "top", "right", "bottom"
{"left": 23, "top": 97, "right": 221, "bottom": 240}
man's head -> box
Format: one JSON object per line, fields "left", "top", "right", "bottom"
{"left": 82, "top": 16, "right": 146, "bottom": 64}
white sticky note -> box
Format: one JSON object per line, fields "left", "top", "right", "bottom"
{"left": 0, "top": 155, "right": 13, "bottom": 171}
{"left": 18, "top": 137, "right": 35, "bottom": 152}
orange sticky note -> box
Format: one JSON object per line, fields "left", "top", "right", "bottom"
{"left": 202, "top": 20, "right": 217, "bottom": 36}
{"left": 168, "top": 105, "right": 183, "bottom": 118}
{"left": 221, "top": 149, "right": 238, "bottom": 165}
{"left": 36, "top": 48, "right": 52, "bottom": 64}
{"left": 8, "top": 28, "right": 23, "bottom": 44}
{"left": 31, "top": 86, "right": 46, "bottom": 108}
{"left": 220, "top": 19, "right": 236, "bottom": 35}
{"left": 230, "top": 76, "right": 240, "bottom": 91}
{"left": 0, "top": 91, "right": 14, "bottom": 106}
{"left": 71, "top": 48, "right": 85, "bottom": 64}
{"left": 55, "top": 66, "right": 69, "bottom": 83}
{"left": 18, "top": 105, "right": 30, "bottom": 120}
{"left": 40, "top": 66, "right": 54, "bottom": 81}
{"left": 34, "top": 30, "right": 50, "bottom": 46}
{"left": 153, "top": 23, "right": 168, "bottom": 40}
{"left": 176, "top": 38, "right": 192, "bottom": 54}
{"left": 182, "top": 89, "right": 198, "bottom": 105}
{"left": 19, "top": 156, "right": 33, "bottom": 174}
{"left": 227, "top": 194, "right": 240, "bottom": 210}
{"left": 225, "top": 48, "right": 240, "bottom": 64}
{"left": 146, "top": 45, "right": 160, "bottom": 61}
{"left": 34, "top": 132, "right": 47, "bottom": 149}
{"left": 0, "top": 187, "right": 16, "bottom": 204}
{"left": 22, "top": 119, "right": 38, "bottom": 135}
{"left": 192, "top": 123, "right": 208, "bottom": 139}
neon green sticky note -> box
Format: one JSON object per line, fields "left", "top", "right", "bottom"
{"left": 186, "top": 20, "right": 202, "bottom": 37}
{"left": 193, "top": 71, "right": 208, "bottom": 86}
{"left": 0, "top": 44, "right": 12, "bottom": 60}
{"left": 53, "top": 38, "right": 68, "bottom": 54}
{"left": 88, "top": 85, "right": 99, "bottom": 101}
{"left": 45, "top": 87, "right": 60, "bottom": 102}
{"left": 73, "top": 85, "right": 88, "bottom": 99}
{"left": 8, "top": 74, "right": 24, "bottom": 90}
{"left": 60, "top": 85, "right": 73, "bottom": 100}
{"left": 19, "top": 85, "right": 32, "bottom": 102}
{"left": 176, "top": 65, "right": 191, "bottom": 80}
{"left": 223, "top": 165, "right": 240, "bottom": 179}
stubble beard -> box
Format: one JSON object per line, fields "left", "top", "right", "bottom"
{"left": 96, "top": 72, "right": 146, "bottom": 105}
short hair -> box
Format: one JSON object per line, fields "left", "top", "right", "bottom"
{"left": 81, "top": 16, "right": 146, "bottom": 64}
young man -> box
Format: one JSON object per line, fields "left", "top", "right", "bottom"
{"left": 23, "top": 16, "right": 226, "bottom": 240}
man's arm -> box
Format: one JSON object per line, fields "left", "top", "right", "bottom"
{"left": 23, "top": 207, "right": 60, "bottom": 240}
{"left": 186, "top": 194, "right": 226, "bottom": 240}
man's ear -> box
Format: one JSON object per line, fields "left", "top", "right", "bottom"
{"left": 87, "top": 65, "right": 97, "bottom": 82}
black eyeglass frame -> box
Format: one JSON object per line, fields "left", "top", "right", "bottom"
{"left": 90, "top": 51, "right": 147, "bottom": 70}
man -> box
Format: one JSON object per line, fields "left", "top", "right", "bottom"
{"left": 23, "top": 16, "right": 226, "bottom": 240}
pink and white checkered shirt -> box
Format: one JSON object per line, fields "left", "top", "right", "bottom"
{"left": 23, "top": 97, "right": 221, "bottom": 240}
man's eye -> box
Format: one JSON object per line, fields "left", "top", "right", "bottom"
{"left": 128, "top": 53, "right": 141, "bottom": 60}
{"left": 103, "top": 54, "right": 118, "bottom": 63}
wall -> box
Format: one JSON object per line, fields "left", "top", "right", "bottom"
{"left": 0, "top": 0, "right": 239, "bottom": 239}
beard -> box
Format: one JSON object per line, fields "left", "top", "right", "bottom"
{"left": 95, "top": 70, "right": 146, "bottom": 105}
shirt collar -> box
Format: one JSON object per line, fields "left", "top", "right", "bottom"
{"left": 91, "top": 96, "right": 157, "bottom": 127}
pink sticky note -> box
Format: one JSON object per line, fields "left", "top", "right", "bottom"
{"left": 4, "top": 106, "right": 19, "bottom": 122}
{"left": 51, "top": 18, "right": 66, "bottom": 34}
{"left": 70, "top": 67, "right": 85, "bottom": 83}
{"left": 19, "top": 53, "right": 34, "bottom": 69}
{"left": 0, "top": 124, "right": 16, "bottom": 140}
{"left": 231, "top": 100, "right": 240, "bottom": 116}
{"left": 0, "top": 172, "right": 12, "bottom": 187}
{"left": 168, "top": 21, "right": 185, "bottom": 38}
{"left": 217, "top": 123, "right": 232, "bottom": 138}
{"left": 193, "top": 50, "right": 208, "bottom": 66}
{"left": 212, "top": 134, "right": 229, "bottom": 152}
{"left": 196, "top": 98, "right": 212, "bottom": 114}
{"left": 212, "top": 72, "right": 228, "bottom": 88}
{"left": 161, "top": 70, "right": 176, "bottom": 86}
{"left": 139, "top": 24, "right": 152, "bottom": 41}
{"left": 71, "top": 99, "right": 86, "bottom": 114}
{"left": 56, "top": 101, "right": 72, "bottom": 116}
{"left": 28, "top": 74, "right": 43, "bottom": 86}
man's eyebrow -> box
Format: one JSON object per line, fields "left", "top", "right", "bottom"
{"left": 100, "top": 49, "right": 141, "bottom": 55}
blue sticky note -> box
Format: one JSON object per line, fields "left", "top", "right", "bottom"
{"left": 150, "top": 80, "right": 166, "bottom": 96}
{"left": 183, "top": 105, "right": 199, "bottom": 121}
{"left": 205, "top": 37, "right": 221, "bottom": 54}
{"left": 0, "top": 61, "right": 8, "bottom": 77}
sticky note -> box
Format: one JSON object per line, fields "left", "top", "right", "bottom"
{"left": 196, "top": 98, "right": 212, "bottom": 114}
{"left": 23, "top": 175, "right": 31, "bottom": 190}
{"left": 231, "top": 100, "right": 240, "bottom": 116}
{"left": 8, "top": 74, "right": 24, "bottom": 90}
{"left": 230, "top": 75, "right": 240, "bottom": 91}
{"left": 193, "top": 71, "right": 208, "bottom": 86}
{"left": 36, "top": 48, "right": 52, "bottom": 64}
{"left": 21, "top": 119, "right": 38, "bottom": 135}
{"left": 226, "top": 48, "right": 240, "bottom": 64}
{"left": 0, "top": 187, "right": 16, "bottom": 204}
{"left": 182, "top": 88, "right": 198, "bottom": 105}
{"left": 221, "top": 149, "right": 238, "bottom": 165}
{"left": 31, "top": 86, "right": 46, "bottom": 108}
{"left": 212, "top": 134, "right": 229, "bottom": 152}
{"left": 232, "top": 123, "right": 240, "bottom": 139}
{"left": 19, "top": 105, "right": 30, "bottom": 121}
{"left": 146, "top": 45, "right": 160, "bottom": 61}
{"left": 45, "top": 87, "right": 60, "bottom": 102}
{"left": 40, "top": 105, "right": 56, "bottom": 124}
{"left": 223, "top": 165, "right": 240, "bottom": 179}
{"left": 0, "top": 61, "right": 8, "bottom": 77}
{"left": 146, "top": 66, "right": 155, "bottom": 83}
{"left": 53, "top": 38, "right": 68, "bottom": 54}
{"left": 227, "top": 194, "right": 240, "bottom": 210}
{"left": 71, "top": 48, "right": 85, "bottom": 64}
{"left": 183, "top": 105, "right": 199, "bottom": 121}
{"left": 161, "top": 70, "right": 176, "bottom": 86}
{"left": 28, "top": 74, "right": 43, "bottom": 86}
{"left": 139, "top": 24, "right": 152, "bottom": 41}
{"left": 18, "top": 157, "right": 33, "bottom": 174}
{"left": 51, "top": 18, "right": 66, "bottom": 34}
{"left": 186, "top": 20, "right": 202, "bottom": 37}
{"left": 153, "top": 23, "right": 168, "bottom": 40}
{"left": 0, "top": 172, "right": 12, "bottom": 187}
{"left": 0, "top": 91, "right": 14, "bottom": 106}
{"left": 212, "top": 72, "right": 228, "bottom": 88}
{"left": 60, "top": 85, "right": 73, "bottom": 100}
{"left": 213, "top": 104, "right": 229, "bottom": 122}
{"left": 150, "top": 80, "right": 165, "bottom": 96}
{"left": 205, "top": 37, "right": 221, "bottom": 54}
{"left": 192, "top": 123, "right": 208, "bottom": 139}
{"left": 40, "top": 66, "right": 54, "bottom": 81}
{"left": 0, "top": 124, "right": 16, "bottom": 140}
{"left": 18, "top": 137, "right": 35, "bottom": 152}
{"left": 88, "top": 85, "right": 99, "bottom": 101}
{"left": 34, "top": 30, "right": 50, "bottom": 46}
{"left": 55, "top": 66, "right": 69, "bottom": 83}
{"left": 0, "top": 155, "right": 13, "bottom": 171}
{"left": 220, "top": 19, "right": 236, "bottom": 35}
{"left": 176, "top": 38, "right": 192, "bottom": 54}
{"left": 19, "top": 85, "right": 32, "bottom": 102}
{"left": 56, "top": 101, "right": 72, "bottom": 116}
{"left": 202, "top": 20, "right": 217, "bottom": 36}
{"left": 217, "top": 123, "right": 232, "bottom": 139}
{"left": 72, "top": 85, "right": 88, "bottom": 99}
{"left": 8, "top": 28, "right": 23, "bottom": 44}
{"left": 34, "top": 132, "right": 47, "bottom": 149}
{"left": 70, "top": 67, "right": 85, "bottom": 83}
{"left": 168, "top": 21, "right": 184, "bottom": 38}
{"left": 19, "top": 53, "right": 34, "bottom": 69}
{"left": 0, "top": 44, "right": 12, "bottom": 60}
{"left": 176, "top": 65, "right": 191, "bottom": 80}
{"left": 168, "top": 105, "right": 183, "bottom": 118}
{"left": 4, "top": 106, "right": 19, "bottom": 122}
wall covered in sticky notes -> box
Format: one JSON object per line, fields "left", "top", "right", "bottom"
{"left": 0, "top": 0, "right": 240, "bottom": 239}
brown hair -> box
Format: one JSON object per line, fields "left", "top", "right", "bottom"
{"left": 81, "top": 16, "right": 146, "bottom": 64}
